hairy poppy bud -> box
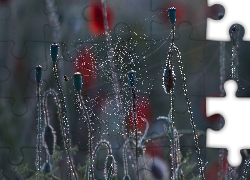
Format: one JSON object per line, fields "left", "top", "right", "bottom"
{"left": 163, "top": 66, "right": 175, "bottom": 94}
{"left": 42, "top": 162, "right": 51, "bottom": 173}
{"left": 127, "top": 70, "right": 136, "bottom": 88}
{"left": 168, "top": 7, "right": 176, "bottom": 26}
{"left": 35, "top": 65, "right": 42, "bottom": 83}
{"left": 50, "top": 43, "right": 59, "bottom": 63}
{"left": 44, "top": 125, "right": 55, "bottom": 155}
{"left": 123, "top": 175, "right": 131, "bottom": 180}
{"left": 73, "top": 72, "right": 82, "bottom": 91}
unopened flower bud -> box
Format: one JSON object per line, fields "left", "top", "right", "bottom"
{"left": 50, "top": 43, "right": 59, "bottom": 63}
{"left": 73, "top": 72, "right": 82, "bottom": 91}
{"left": 168, "top": 7, "right": 176, "bottom": 26}
{"left": 35, "top": 65, "right": 42, "bottom": 83}
{"left": 44, "top": 125, "right": 55, "bottom": 155}
{"left": 127, "top": 70, "right": 136, "bottom": 88}
{"left": 42, "top": 162, "right": 51, "bottom": 173}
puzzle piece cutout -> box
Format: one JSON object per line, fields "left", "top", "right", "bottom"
{"left": 207, "top": 79, "right": 250, "bottom": 167}
{"left": 207, "top": 0, "right": 250, "bottom": 41}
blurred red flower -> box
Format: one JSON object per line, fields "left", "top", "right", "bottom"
{"left": 145, "top": 139, "right": 165, "bottom": 158}
{"left": 87, "top": 0, "right": 114, "bottom": 36}
{"left": 201, "top": 94, "right": 221, "bottom": 123}
{"left": 0, "top": 0, "right": 10, "bottom": 3}
{"left": 205, "top": 153, "right": 227, "bottom": 180}
{"left": 126, "top": 97, "right": 152, "bottom": 133}
{"left": 75, "top": 48, "right": 97, "bottom": 89}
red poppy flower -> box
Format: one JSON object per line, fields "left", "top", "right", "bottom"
{"left": 201, "top": 94, "right": 221, "bottom": 123}
{"left": 126, "top": 97, "right": 152, "bottom": 133}
{"left": 75, "top": 48, "right": 97, "bottom": 89}
{"left": 205, "top": 153, "right": 227, "bottom": 180}
{"left": 87, "top": 0, "right": 114, "bottom": 36}
{"left": 160, "top": 2, "right": 187, "bottom": 25}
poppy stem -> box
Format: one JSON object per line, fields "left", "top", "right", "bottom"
{"left": 219, "top": 41, "right": 226, "bottom": 180}
{"left": 36, "top": 82, "right": 42, "bottom": 173}
{"left": 52, "top": 63, "right": 78, "bottom": 180}
{"left": 78, "top": 92, "right": 94, "bottom": 180}
{"left": 131, "top": 87, "right": 139, "bottom": 179}
{"left": 242, "top": 159, "right": 250, "bottom": 179}
{"left": 173, "top": 46, "right": 204, "bottom": 179}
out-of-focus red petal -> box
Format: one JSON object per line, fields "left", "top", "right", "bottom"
{"left": 126, "top": 97, "right": 152, "bottom": 132}
{"left": 75, "top": 49, "right": 97, "bottom": 89}
{"left": 87, "top": 0, "right": 114, "bottom": 36}
{"left": 205, "top": 153, "right": 227, "bottom": 180}
{"left": 201, "top": 94, "right": 221, "bottom": 123}
{"left": 145, "top": 140, "right": 164, "bottom": 158}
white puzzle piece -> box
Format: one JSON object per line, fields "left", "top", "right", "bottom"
{"left": 206, "top": 80, "right": 250, "bottom": 167}
{"left": 207, "top": 0, "right": 250, "bottom": 41}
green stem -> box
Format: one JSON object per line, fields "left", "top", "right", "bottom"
{"left": 131, "top": 87, "right": 138, "bottom": 179}
{"left": 173, "top": 46, "right": 204, "bottom": 179}
{"left": 123, "top": 139, "right": 129, "bottom": 176}
{"left": 231, "top": 25, "right": 239, "bottom": 81}
{"left": 219, "top": 41, "right": 226, "bottom": 180}
{"left": 78, "top": 92, "right": 94, "bottom": 180}
{"left": 93, "top": 140, "right": 112, "bottom": 159}
{"left": 44, "top": 89, "right": 61, "bottom": 125}
{"left": 52, "top": 63, "right": 78, "bottom": 180}
{"left": 169, "top": 25, "right": 176, "bottom": 180}
{"left": 43, "top": 89, "right": 62, "bottom": 165}
{"left": 242, "top": 159, "right": 250, "bottom": 180}
{"left": 37, "top": 83, "right": 41, "bottom": 172}
{"left": 138, "top": 118, "right": 149, "bottom": 149}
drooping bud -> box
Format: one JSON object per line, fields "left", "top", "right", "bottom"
{"left": 35, "top": 65, "right": 42, "bottom": 83}
{"left": 123, "top": 175, "right": 131, "bottom": 180}
{"left": 163, "top": 66, "right": 175, "bottom": 94}
{"left": 106, "top": 155, "right": 114, "bottom": 179}
{"left": 42, "top": 162, "right": 51, "bottom": 173}
{"left": 168, "top": 7, "right": 176, "bottom": 26}
{"left": 44, "top": 125, "right": 55, "bottom": 155}
{"left": 50, "top": 43, "right": 59, "bottom": 63}
{"left": 73, "top": 72, "right": 82, "bottom": 91}
{"left": 127, "top": 70, "right": 136, "bottom": 88}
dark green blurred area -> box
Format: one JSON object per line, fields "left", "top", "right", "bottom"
{"left": 0, "top": 0, "right": 249, "bottom": 179}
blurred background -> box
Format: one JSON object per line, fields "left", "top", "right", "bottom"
{"left": 0, "top": 0, "right": 249, "bottom": 179}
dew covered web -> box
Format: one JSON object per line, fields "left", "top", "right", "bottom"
{"left": 40, "top": 7, "right": 211, "bottom": 179}
{"left": 58, "top": 16, "right": 173, "bottom": 138}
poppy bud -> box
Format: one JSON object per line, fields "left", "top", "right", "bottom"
{"left": 73, "top": 72, "right": 82, "bottom": 91}
{"left": 168, "top": 7, "right": 176, "bottom": 26}
{"left": 50, "top": 43, "right": 59, "bottom": 63}
{"left": 123, "top": 175, "right": 131, "bottom": 180}
{"left": 162, "top": 66, "right": 175, "bottom": 94}
{"left": 35, "top": 65, "right": 42, "bottom": 83}
{"left": 127, "top": 70, "right": 136, "bottom": 88}
{"left": 42, "top": 162, "right": 51, "bottom": 173}
{"left": 44, "top": 125, "right": 55, "bottom": 155}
